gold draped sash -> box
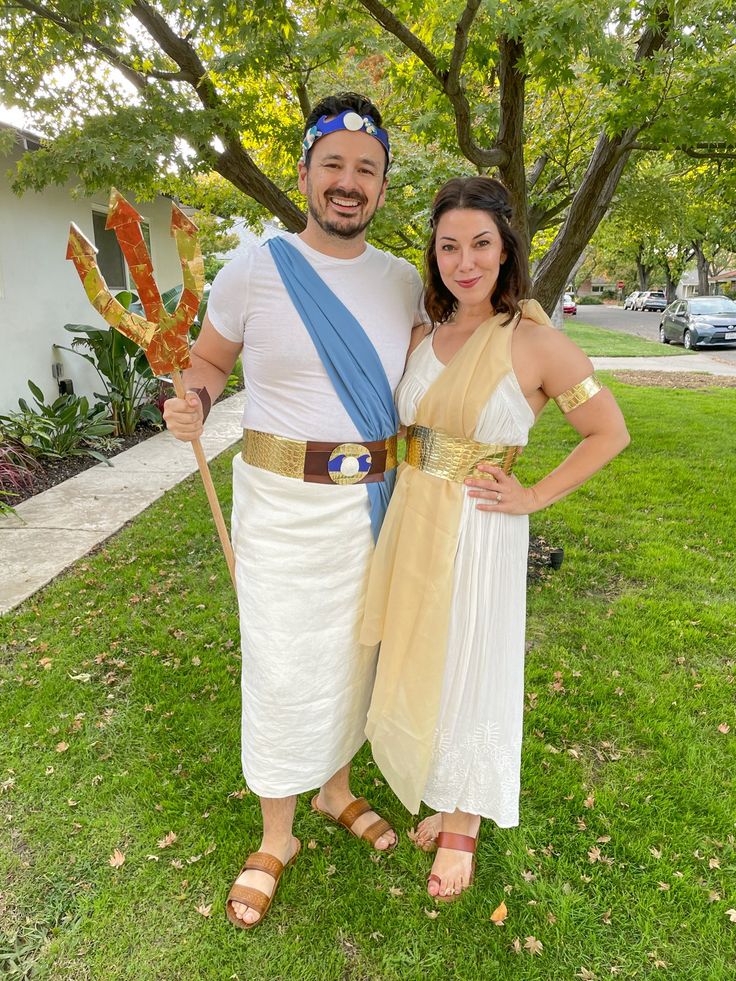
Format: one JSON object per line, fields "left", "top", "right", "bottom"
{"left": 362, "top": 299, "right": 550, "bottom": 813}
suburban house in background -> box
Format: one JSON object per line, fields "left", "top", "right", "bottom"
{"left": 677, "top": 269, "right": 736, "bottom": 299}
{"left": 575, "top": 275, "right": 618, "bottom": 297}
{"left": 0, "top": 124, "right": 184, "bottom": 415}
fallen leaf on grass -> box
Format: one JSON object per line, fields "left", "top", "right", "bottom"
{"left": 601, "top": 909, "right": 612, "bottom": 925}
{"left": 726, "top": 909, "right": 736, "bottom": 923}
{"left": 650, "top": 846, "right": 662, "bottom": 859}
{"left": 55, "top": 742, "right": 69, "bottom": 753}
{"left": 521, "top": 869, "right": 536, "bottom": 883}
{"left": 191, "top": 656, "right": 201, "bottom": 666}
{"left": 583, "top": 796, "right": 595, "bottom": 809}
{"left": 195, "top": 902, "right": 212, "bottom": 918}
{"left": 524, "top": 936, "right": 543, "bottom": 955}
{"left": 171, "top": 859, "right": 184, "bottom": 870}
{"left": 109, "top": 849, "right": 125, "bottom": 868}
{"left": 708, "top": 857, "right": 720, "bottom": 869}
{"left": 38, "top": 658, "right": 53, "bottom": 670}
{"left": 657, "top": 882, "right": 670, "bottom": 891}
{"left": 326, "top": 864, "right": 336, "bottom": 877}
{"left": 45, "top": 766, "right": 54, "bottom": 776}
{"left": 490, "top": 901, "right": 507, "bottom": 925}
{"left": 588, "top": 847, "right": 601, "bottom": 864}
{"left": 424, "top": 908, "right": 440, "bottom": 919}
{"left": 69, "top": 673, "right": 92, "bottom": 683}
{"left": 157, "top": 831, "right": 177, "bottom": 849}
{"left": 388, "top": 887, "right": 403, "bottom": 897}
{"left": 307, "top": 839, "right": 318, "bottom": 850}
{"left": 511, "top": 937, "right": 522, "bottom": 954}
{"left": 576, "top": 969, "right": 596, "bottom": 980}
{"left": 707, "top": 891, "right": 721, "bottom": 903}
{"left": 67, "top": 799, "right": 78, "bottom": 807}
{"left": 717, "top": 723, "right": 730, "bottom": 734}
{"left": 146, "top": 855, "right": 160, "bottom": 862}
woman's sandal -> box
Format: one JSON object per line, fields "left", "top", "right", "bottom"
{"left": 310, "top": 795, "right": 397, "bottom": 850}
{"left": 225, "top": 840, "right": 301, "bottom": 929}
{"left": 427, "top": 831, "right": 477, "bottom": 903}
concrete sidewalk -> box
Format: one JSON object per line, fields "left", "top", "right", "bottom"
{"left": 0, "top": 392, "right": 246, "bottom": 615}
{"left": 591, "top": 353, "right": 736, "bottom": 376}
{"left": 2, "top": 349, "right": 734, "bottom": 616}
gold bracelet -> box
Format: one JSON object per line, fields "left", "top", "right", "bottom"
{"left": 554, "top": 374, "right": 603, "bottom": 413}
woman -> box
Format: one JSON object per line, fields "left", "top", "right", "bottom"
{"left": 362, "top": 176, "right": 629, "bottom": 900}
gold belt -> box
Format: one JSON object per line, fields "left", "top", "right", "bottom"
{"left": 405, "top": 425, "right": 520, "bottom": 482}
{"left": 242, "top": 429, "right": 398, "bottom": 485}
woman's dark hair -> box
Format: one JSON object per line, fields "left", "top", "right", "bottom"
{"left": 303, "top": 92, "right": 388, "bottom": 174}
{"left": 424, "top": 176, "right": 531, "bottom": 326}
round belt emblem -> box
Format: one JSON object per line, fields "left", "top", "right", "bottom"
{"left": 327, "top": 442, "right": 372, "bottom": 485}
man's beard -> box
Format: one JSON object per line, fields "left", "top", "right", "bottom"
{"left": 307, "top": 188, "right": 377, "bottom": 240}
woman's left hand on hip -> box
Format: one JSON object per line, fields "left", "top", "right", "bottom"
{"left": 465, "top": 464, "right": 539, "bottom": 515}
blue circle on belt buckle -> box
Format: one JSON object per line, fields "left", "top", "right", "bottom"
{"left": 327, "top": 442, "right": 372, "bottom": 485}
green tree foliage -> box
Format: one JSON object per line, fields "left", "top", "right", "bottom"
{"left": 591, "top": 155, "right": 736, "bottom": 298}
{"left": 1, "top": 1, "right": 735, "bottom": 311}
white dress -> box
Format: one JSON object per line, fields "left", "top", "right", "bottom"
{"left": 395, "top": 334, "right": 534, "bottom": 826}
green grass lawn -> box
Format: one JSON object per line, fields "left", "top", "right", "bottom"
{"left": 565, "top": 320, "right": 692, "bottom": 357}
{"left": 1, "top": 376, "right": 735, "bottom": 980}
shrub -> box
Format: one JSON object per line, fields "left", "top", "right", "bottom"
{"left": 0, "top": 439, "right": 37, "bottom": 515}
{"left": 0, "top": 382, "right": 115, "bottom": 464}
{"left": 578, "top": 296, "right": 604, "bottom": 305}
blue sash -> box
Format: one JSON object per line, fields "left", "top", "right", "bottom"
{"left": 266, "top": 236, "right": 399, "bottom": 541}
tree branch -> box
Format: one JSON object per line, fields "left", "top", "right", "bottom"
{"left": 356, "top": 0, "right": 504, "bottom": 169}
{"left": 527, "top": 154, "right": 549, "bottom": 191}
{"left": 11, "top": 0, "right": 149, "bottom": 92}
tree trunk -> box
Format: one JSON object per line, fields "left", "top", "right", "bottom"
{"left": 636, "top": 244, "right": 651, "bottom": 291}
{"left": 693, "top": 240, "right": 709, "bottom": 294}
{"left": 532, "top": 129, "right": 637, "bottom": 313}
{"left": 495, "top": 36, "right": 529, "bottom": 258}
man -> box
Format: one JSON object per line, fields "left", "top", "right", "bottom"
{"left": 164, "top": 92, "right": 424, "bottom": 927}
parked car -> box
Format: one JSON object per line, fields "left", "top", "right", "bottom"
{"left": 623, "top": 291, "right": 641, "bottom": 310}
{"left": 635, "top": 290, "right": 667, "bottom": 312}
{"left": 659, "top": 295, "right": 736, "bottom": 350}
{"left": 563, "top": 293, "right": 577, "bottom": 315}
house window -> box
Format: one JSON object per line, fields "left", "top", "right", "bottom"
{"left": 92, "top": 210, "right": 151, "bottom": 291}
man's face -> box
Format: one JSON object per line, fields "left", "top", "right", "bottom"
{"left": 298, "top": 129, "right": 388, "bottom": 240}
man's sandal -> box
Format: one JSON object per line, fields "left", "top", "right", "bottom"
{"left": 310, "top": 795, "right": 396, "bottom": 850}
{"left": 225, "top": 840, "right": 301, "bottom": 930}
{"left": 427, "top": 831, "right": 477, "bottom": 903}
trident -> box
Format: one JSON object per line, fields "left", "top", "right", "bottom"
{"left": 66, "top": 188, "right": 236, "bottom": 588}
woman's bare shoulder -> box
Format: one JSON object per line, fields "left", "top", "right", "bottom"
{"left": 407, "top": 321, "right": 433, "bottom": 357}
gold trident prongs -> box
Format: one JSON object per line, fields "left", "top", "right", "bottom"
{"left": 66, "top": 188, "right": 236, "bottom": 588}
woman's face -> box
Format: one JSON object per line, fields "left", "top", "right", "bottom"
{"left": 435, "top": 208, "right": 506, "bottom": 310}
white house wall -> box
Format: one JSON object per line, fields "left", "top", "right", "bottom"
{"left": 0, "top": 145, "right": 183, "bottom": 415}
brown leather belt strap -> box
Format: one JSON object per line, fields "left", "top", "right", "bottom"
{"left": 242, "top": 430, "right": 398, "bottom": 485}
{"left": 304, "top": 440, "right": 390, "bottom": 484}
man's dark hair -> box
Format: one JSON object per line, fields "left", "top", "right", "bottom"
{"left": 303, "top": 92, "right": 383, "bottom": 133}
{"left": 302, "top": 92, "right": 388, "bottom": 173}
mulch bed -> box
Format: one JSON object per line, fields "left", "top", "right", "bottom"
{"left": 6, "top": 424, "right": 162, "bottom": 507}
{"left": 611, "top": 370, "right": 736, "bottom": 389}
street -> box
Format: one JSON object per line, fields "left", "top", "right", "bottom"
{"left": 571, "top": 304, "right": 736, "bottom": 365}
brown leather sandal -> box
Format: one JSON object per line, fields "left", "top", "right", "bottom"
{"left": 427, "top": 831, "right": 477, "bottom": 903}
{"left": 310, "top": 795, "right": 396, "bottom": 850}
{"left": 225, "top": 840, "right": 301, "bottom": 929}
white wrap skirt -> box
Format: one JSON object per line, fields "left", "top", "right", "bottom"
{"left": 231, "top": 453, "right": 377, "bottom": 797}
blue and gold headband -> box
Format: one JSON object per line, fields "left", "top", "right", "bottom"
{"left": 301, "top": 110, "right": 392, "bottom": 168}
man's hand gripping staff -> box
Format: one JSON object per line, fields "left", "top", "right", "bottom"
{"left": 67, "top": 188, "right": 236, "bottom": 588}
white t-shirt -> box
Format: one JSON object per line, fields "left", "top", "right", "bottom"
{"left": 207, "top": 233, "right": 424, "bottom": 441}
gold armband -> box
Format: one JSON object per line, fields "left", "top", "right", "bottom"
{"left": 554, "top": 374, "right": 603, "bottom": 413}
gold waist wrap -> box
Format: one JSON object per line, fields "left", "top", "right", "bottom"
{"left": 405, "top": 425, "right": 520, "bottom": 482}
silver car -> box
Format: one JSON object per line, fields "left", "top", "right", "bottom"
{"left": 659, "top": 296, "right": 736, "bottom": 350}
{"left": 636, "top": 290, "right": 667, "bottom": 312}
